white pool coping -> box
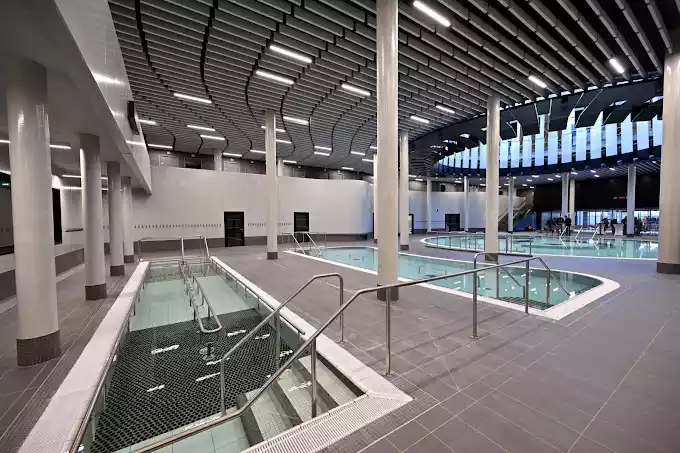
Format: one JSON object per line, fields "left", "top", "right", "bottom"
{"left": 286, "top": 247, "right": 620, "bottom": 321}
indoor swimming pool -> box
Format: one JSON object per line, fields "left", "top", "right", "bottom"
{"left": 423, "top": 233, "right": 659, "bottom": 259}
{"left": 314, "top": 247, "right": 603, "bottom": 309}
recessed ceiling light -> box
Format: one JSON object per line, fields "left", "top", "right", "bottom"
{"left": 276, "top": 139, "right": 292, "bottom": 144}
{"left": 436, "top": 105, "right": 455, "bottom": 114}
{"left": 315, "top": 145, "right": 332, "bottom": 151}
{"left": 555, "top": 174, "right": 561, "bottom": 178}
{"left": 362, "top": 158, "right": 374, "bottom": 163}
{"left": 594, "top": 174, "right": 600, "bottom": 178}
{"left": 188, "top": 125, "right": 215, "bottom": 132}
{"left": 50, "top": 144, "right": 71, "bottom": 150}
{"left": 260, "top": 126, "right": 286, "bottom": 133}
{"left": 269, "top": 44, "right": 312, "bottom": 64}
{"left": 369, "top": 146, "right": 377, "bottom": 150}
{"left": 341, "top": 83, "right": 371, "bottom": 96}
{"left": 527, "top": 179, "right": 533, "bottom": 182}
{"left": 413, "top": 0, "right": 451, "bottom": 27}
{"left": 522, "top": 184, "right": 527, "bottom": 187}
{"left": 255, "top": 69, "right": 294, "bottom": 85}
{"left": 415, "top": 178, "right": 424, "bottom": 182}
{"left": 609, "top": 167, "right": 616, "bottom": 171}
{"left": 283, "top": 159, "right": 297, "bottom": 164}
{"left": 138, "top": 119, "right": 156, "bottom": 125}
{"left": 341, "top": 166, "right": 354, "bottom": 171}
{"left": 410, "top": 115, "right": 430, "bottom": 124}
{"left": 351, "top": 151, "right": 365, "bottom": 156}
{"left": 126, "top": 140, "right": 145, "bottom": 146}
{"left": 548, "top": 178, "right": 554, "bottom": 181}
{"left": 571, "top": 171, "right": 578, "bottom": 175}
{"left": 590, "top": 169, "right": 597, "bottom": 173}
{"left": 200, "top": 134, "right": 225, "bottom": 141}
{"left": 532, "top": 175, "right": 539, "bottom": 178}
{"left": 249, "top": 149, "right": 266, "bottom": 154}
{"left": 174, "top": 93, "right": 211, "bottom": 104}
{"left": 460, "top": 133, "right": 470, "bottom": 138}
{"left": 314, "top": 151, "right": 331, "bottom": 156}
{"left": 528, "top": 75, "right": 547, "bottom": 89}
{"left": 283, "top": 116, "right": 309, "bottom": 125}
{"left": 148, "top": 143, "right": 172, "bottom": 150}
{"left": 223, "top": 152, "right": 242, "bottom": 157}
{"left": 609, "top": 58, "right": 625, "bottom": 74}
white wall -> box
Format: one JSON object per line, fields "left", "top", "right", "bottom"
{"left": 409, "top": 191, "right": 509, "bottom": 230}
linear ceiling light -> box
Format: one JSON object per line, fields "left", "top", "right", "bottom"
{"left": 50, "top": 144, "right": 71, "bottom": 150}
{"left": 283, "top": 159, "right": 297, "bottom": 164}
{"left": 148, "top": 143, "right": 173, "bottom": 149}
{"left": 410, "top": 115, "right": 430, "bottom": 124}
{"left": 609, "top": 58, "right": 626, "bottom": 74}
{"left": 609, "top": 167, "right": 616, "bottom": 171}
{"left": 341, "top": 83, "right": 370, "bottom": 97}
{"left": 0, "top": 139, "right": 10, "bottom": 144}
{"left": 188, "top": 125, "right": 215, "bottom": 132}
{"left": 223, "top": 152, "right": 242, "bottom": 157}
{"left": 594, "top": 174, "right": 600, "bottom": 178}
{"left": 276, "top": 139, "right": 291, "bottom": 144}
{"left": 260, "top": 126, "right": 286, "bottom": 133}
{"left": 590, "top": 169, "right": 597, "bottom": 173}
{"left": 350, "top": 151, "right": 365, "bottom": 156}
{"left": 174, "top": 93, "right": 212, "bottom": 104}
{"left": 362, "top": 158, "right": 374, "bottom": 163}
{"left": 138, "top": 119, "right": 157, "bottom": 125}
{"left": 369, "top": 146, "right": 377, "bottom": 150}
{"left": 413, "top": 1, "right": 451, "bottom": 27}
{"left": 571, "top": 171, "right": 578, "bottom": 175}
{"left": 341, "top": 167, "right": 354, "bottom": 171}
{"left": 528, "top": 75, "right": 547, "bottom": 89}
{"left": 435, "top": 105, "right": 455, "bottom": 115}
{"left": 314, "top": 145, "right": 332, "bottom": 151}
{"left": 200, "top": 134, "right": 225, "bottom": 141}
{"left": 314, "top": 151, "right": 330, "bottom": 156}
{"left": 269, "top": 44, "right": 313, "bottom": 64}
{"left": 255, "top": 69, "right": 294, "bottom": 85}
{"left": 283, "top": 116, "right": 309, "bottom": 125}
{"left": 249, "top": 149, "right": 266, "bottom": 154}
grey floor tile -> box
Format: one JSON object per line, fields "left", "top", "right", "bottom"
{"left": 403, "top": 434, "right": 454, "bottom": 453}
{"left": 386, "top": 420, "right": 429, "bottom": 452}
{"left": 583, "top": 419, "right": 668, "bottom": 453}
{"left": 440, "top": 392, "right": 475, "bottom": 416}
{"left": 568, "top": 437, "right": 616, "bottom": 453}
{"left": 414, "top": 404, "right": 453, "bottom": 431}
{"left": 434, "top": 417, "right": 508, "bottom": 453}
{"left": 360, "top": 438, "right": 400, "bottom": 453}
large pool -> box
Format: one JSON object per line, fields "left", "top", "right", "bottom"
{"left": 423, "top": 234, "right": 659, "bottom": 259}
{"left": 314, "top": 247, "right": 602, "bottom": 310}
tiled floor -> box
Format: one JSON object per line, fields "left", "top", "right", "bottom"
{"left": 0, "top": 261, "right": 134, "bottom": 453}
{"left": 213, "top": 237, "right": 680, "bottom": 453}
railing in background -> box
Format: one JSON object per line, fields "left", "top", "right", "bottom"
{"left": 179, "top": 260, "right": 223, "bottom": 335}
{"left": 284, "top": 231, "right": 327, "bottom": 256}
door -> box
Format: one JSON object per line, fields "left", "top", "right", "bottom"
{"left": 408, "top": 214, "right": 414, "bottom": 234}
{"left": 294, "top": 212, "right": 310, "bottom": 243}
{"left": 445, "top": 213, "right": 461, "bottom": 232}
{"left": 224, "top": 212, "right": 244, "bottom": 247}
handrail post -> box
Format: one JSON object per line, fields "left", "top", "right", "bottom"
{"left": 275, "top": 312, "right": 281, "bottom": 370}
{"left": 471, "top": 270, "right": 479, "bottom": 339}
{"left": 180, "top": 237, "right": 185, "bottom": 262}
{"left": 546, "top": 267, "right": 551, "bottom": 308}
{"left": 310, "top": 339, "right": 318, "bottom": 417}
{"left": 524, "top": 261, "right": 530, "bottom": 314}
{"left": 496, "top": 266, "right": 500, "bottom": 299}
{"left": 220, "top": 358, "right": 227, "bottom": 415}
{"left": 339, "top": 276, "right": 345, "bottom": 343}
{"left": 385, "top": 289, "right": 392, "bottom": 375}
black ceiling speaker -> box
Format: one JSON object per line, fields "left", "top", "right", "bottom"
{"left": 127, "top": 100, "right": 140, "bottom": 135}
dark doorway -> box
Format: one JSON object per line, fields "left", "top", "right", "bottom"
{"left": 445, "top": 213, "right": 461, "bottom": 232}
{"left": 294, "top": 212, "right": 310, "bottom": 242}
{"left": 53, "top": 188, "right": 62, "bottom": 244}
{"left": 224, "top": 212, "right": 244, "bottom": 247}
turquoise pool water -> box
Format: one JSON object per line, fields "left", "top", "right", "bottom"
{"left": 424, "top": 234, "right": 659, "bottom": 259}
{"left": 316, "top": 247, "right": 602, "bottom": 309}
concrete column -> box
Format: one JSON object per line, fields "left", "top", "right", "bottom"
{"left": 265, "top": 110, "right": 278, "bottom": 259}
{"left": 6, "top": 57, "right": 60, "bottom": 365}
{"left": 399, "top": 130, "right": 409, "bottom": 251}
{"left": 569, "top": 178, "right": 576, "bottom": 223}
{"left": 373, "top": 156, "right": 378, "bottom": 243}
{"left": 561, "top": 172, "right": 569, "bottom": 218}
{"left": 507, "top": 178, "right": 514, "bottom": 233}
{"left": 80, "top": 135, "right": 107, "bottom": 299}
{"left": 627, "top": 165, "right": 636, "bottom": 237}
{"left": 658, "top": 51, "right": 680, "bottom": 273}
{"left": 485, "top": 95, "right": 500, "bottom": 257}
{"left": 426, "top": 177, "right": 432, "bottom": 232}
{"left": 106, "top": 162, "right": 124, "bottom": 276}
{"left": 122, "top": 177, "right": 134, "bottom": 263}
{"left": 213, "top": 151, "right": 222, "bottom": 171}
{"left": 376, "top": 0, "right": 399, "bottom": 301}
{"left": 277, "top": 158, "right": 284, "bottom": 177}
{"left": 463, "top": 176, "right": 470, "bottom": 232}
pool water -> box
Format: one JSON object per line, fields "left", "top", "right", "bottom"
{"left": 317, "top": 247, "right": 602, "bottom": 309}
{"left": 424, "top": 234, "right": 659, "bottom": 259}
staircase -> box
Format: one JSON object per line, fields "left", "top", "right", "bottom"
{"left": 499, "top": 198, "right": 532, "bottom": 232}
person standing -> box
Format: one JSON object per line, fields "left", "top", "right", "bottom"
{"left": 565, "top": 216, "right": 572, "bottom": 236}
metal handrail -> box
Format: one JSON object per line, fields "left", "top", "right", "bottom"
{"left": 181, "top": 261, "right": 222, "bottom": 334}
{"left": 303, "top": 232, "right": 322, "bottom": 257}
{"left": 219, "top": 272, "right": 343, "bottom": 415}
{"left": 289, "top": 232, "right": 305, "bottom": 253}
{"left": 473, "top": 252, "right": 527, "bottom": 300}
{"left": 134, "top": 257, "right": 556, "bottom": 453}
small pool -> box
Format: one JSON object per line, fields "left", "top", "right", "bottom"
{"left": 424, "top": 234, "right": 659, "bottom": 259}
{"left": 314, "top": 247, "right": 602, "bottom": 310}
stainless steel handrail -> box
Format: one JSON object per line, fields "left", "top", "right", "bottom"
{"left": 303, "top": 232, "right": 323, "bottom": 256}
{"left": 289, "top": 232, "right": 305, "bottom": 253}
{"left": 218, "top": 272, "right": 343, "bottom": 415}
{"left": 135, "top": 257, "right": 553, "bottom": 453}
{"left": 473, "top": 252, "right": 527, "bottom": 300}
{"left": 181, "top": 261, "right": 222, "bottom": 334}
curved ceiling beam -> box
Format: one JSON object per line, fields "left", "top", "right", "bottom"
{"left": 644, "top": 0, "right": 672, "bottom": 56}
{"left": 613, "top": 0, "right": 662, "bottom": 73}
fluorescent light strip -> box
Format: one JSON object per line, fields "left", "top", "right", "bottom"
{"left": 223, "top": 152, "right": 242, "bottom": 157}
{"left": 528, "top": 75, "right": 547, "bottom": 89}
{"left": 609, "top": 167, "right": 616, "bottom": 171}
{"left": 609, "top": 58, "right": 625, "bottom": 74}
{"left": 314, "top": 151, "right": 330, "bottom": 156}
{"left": 341, "top": 83, "right": 370, "bottom": 97}
{"left": 362, "top": 158, "right": 374, "bottom": 163}
{"left": 174, "top": 93, "right": 211, "bottom": 104}
{"left": 282, "top": 159, "right": 297, "bottom": 164}
{"left": 249, "top": 149, "right": 266, "bottom": 154}
{"left": 369, "top": 146, "right": 377, "bottom": 150}
{"left": 276, "top": 139, "right": 291, "bottom": 144}
{"left": 571, "top": 171, "right": 578, "bottom": 175}
{"left": 410, "top": 115, "right": 430, "bottom": 124}
{"left": 283, "top": 116, "right": 309, "bottom": 126}
{"left": 314, "top": 145, "right": 332, "bottom": 151}
{"left": 148, "top": 143, "right": 173, "bottom": 150}
{"left": 0, "top": 140, "right": 10, "bottom": 144}
{"left": 260, "top": 126, "right": 286, "bottom": 133}
{"left": 255, "top": 69, "right": 294, "bottom": 85}
{"left": 200, "top": 134, "right": 225, "bottom": 141}
{"left": 341, "top": 167, "right": 354, "bottom": 171}
{"left": 138, "top": 119, "right": 157, "bottom": 125}
{"left": 269, "top": 44, "right": 312, "bottom": 63}
{"left": 413, "top": 0, "right": 451, "bottom": 27}
{"left": 415, "top": 178, "right": 424, "bottom": 182}
{"left": 188, "top": 125, "right": 215, "bottom": 132}
{"left": 435, "top": 105, "right": 455, "bottom": 115}
{"left": 350, "top": 151, "right": 365, "bottom": 156}
{"left": 50, "top": 144, "right": 71, "bottom": 150}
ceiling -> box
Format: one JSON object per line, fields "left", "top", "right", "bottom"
{"left": 108, "top": 0, "right": 678, "bottom": 175}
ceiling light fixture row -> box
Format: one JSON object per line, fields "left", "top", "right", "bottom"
{"left": 410, "top": 115, "right": 430, "bottom": 124}
{"left": 341, "top": 83, "right": 371, "bottom": 97}
{"left": 269, "top": 44, "right": 312, "bottom": 64}
{"left": 174, "top": 93, "right": 211, "bottom": 104}
{"left": 255, "top": 69, "right": 294, "bottom": 85}
{"left": 283, "top": 116, "right": 309, "bottom": 126}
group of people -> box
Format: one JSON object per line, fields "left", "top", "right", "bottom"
{"left": 544, "top": 216, "right": 572, "bottom": 235}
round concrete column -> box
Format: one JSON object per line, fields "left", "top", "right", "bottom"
{"left": 122, "top": 177, "right": 134, "bottom": 263}
{"left": 80, "top": 135, "right": 107, "bottom": 299}
{"left": 426, "top": 177, "right": 432, "bottom": 232}
{"left": 626, "top": 165, "right": 636, "bottom": 237}
{"left": 569, "top": 178, "right": 576, "bottom": 223}
{"left": 107, "top": 162, "right": 124, "bottom": 276}
{"left": 463, "top": 176, "right": 470, "bottom": 232}
{"left": 561, "top": 173, "right": 569, "bottom": 218}
{"left": 399, "top": 131, "right": 409, "bottom": 251}
{"left": 7, "top": 57, "right": 61, "bottom": 366}
{"left": 485, "top": 95, "right": 500, "bottom": 258}
{"left": 373, "top": 156, "right": 378, "bottom": 244}
{"left": 507, "top": 178, "right": 514, "bottom": 233}
{"left": 213, "top": 151, "right": 222, "bottom": 171}
{"left": 265, "top": 110, "right": 278, "bottom": 260}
